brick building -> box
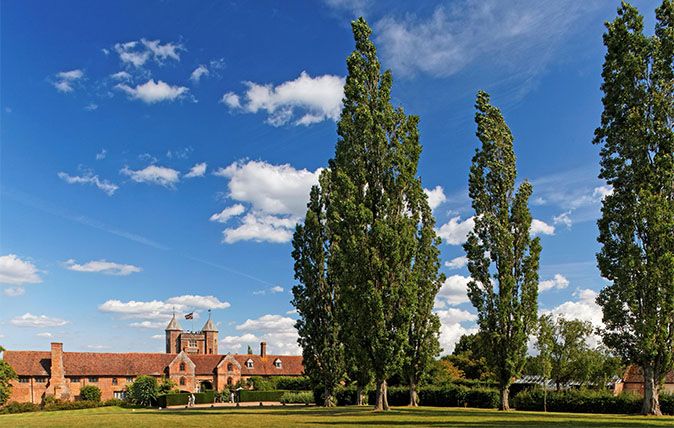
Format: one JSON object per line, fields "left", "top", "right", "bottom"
{"left": 613, "top": 365, "right": 674, "bottom": 396}
{"left": 2, "top": 316, "right": 303, "bottom": 403}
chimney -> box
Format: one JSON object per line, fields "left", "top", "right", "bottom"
{"left": 48, "top": 342, "right": 69, "bottom": 400}
{"left": 260, "top": 341, "right": 267, "bottom": 358}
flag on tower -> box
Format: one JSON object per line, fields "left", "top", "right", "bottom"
{"left": 185, "top": 312, "right": 194, "bottom": 320}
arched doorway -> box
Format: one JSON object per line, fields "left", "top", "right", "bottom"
{"left": 200, "top": 380, "right": 213, "bottom": 391}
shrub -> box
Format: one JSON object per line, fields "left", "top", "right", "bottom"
{"left": 510, "top": 389, "right": 673, "bottom": 415}
{"left": 156, "top": 391, "right": 215, "bottom": 407}
{"left": 276, "top": 377, "right": 312, "bottom": 391}
{"left": 126, "top": 375, "right": 158, "bottom": 407}
{"left": 43, "top": 400, "right": 100, "bottom": 412}
{"left": 280, "top": 391, "right": 314, "bottom": 404}
{"left": 239, "top": 390, "right": 287, "bottom": 402}
{"left": 103, "top": 398, "right": 125, "bottom": 407}
{"left": 79, "top": 385, "right": 102, "bottom": 402}
{"left": 0, "top": 401, "right": 40, "bottom": 414}
{"left": 249, "top": 376, "right": 276, "bottom": 391}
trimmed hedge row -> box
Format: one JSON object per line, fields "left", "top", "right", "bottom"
{"left": 157, "top": 391, "right": 215, "bottom": 407}
{"left": 512, "top": 389, "right": 674, "bottom": 415}
{"left": 329, "top": 385, "right": 499, "bottom": 408}
{"left": 275, "top": 376, "right": 312, "bottom": 391}
{"left": 280, "top": 391, "right": 314, "bottom": 404}
{"left": 0, "top": 398, "right": 137, "bottom": 414}
{"left": 239, "top": 390, "right": 286, "bottom": 402}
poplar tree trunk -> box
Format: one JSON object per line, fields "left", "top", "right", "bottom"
{"left": 374, "top": 379, "right": 389, "bottom": 411}
{"left": 642, "top": 366, "right": 662, "bottom": 416}
{"left": 499, "top": 384, "right": 510, "bottom": 411}
{"left": 323, "top": 386, "right": 336, "bottom": 407}
{"left": 356, "top": 384, "right": 365, "bottom": 406}
{"left": 408, "top": 377, "right": 419, "bottom": 407}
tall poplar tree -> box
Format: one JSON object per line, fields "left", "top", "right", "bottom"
{"left": 328, "top": 17, "right": 439, "bottom": 411}
{"left": 401, "top": 203, "right": 445, "bottom": 406}
{"left": 292, "top": 174, "right": 344, "bottom": 407}
{"left": 464, "top": 91, "right": 541, "bottom": 411}
{"left": 594, "top": 1, "right": 674, "bottom": 416}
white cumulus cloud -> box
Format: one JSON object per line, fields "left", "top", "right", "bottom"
{"left": 222, "top": 71, "right": 345, "bottom": 126}
{"left": 539, "top": 273, "right": 569, "bottom": 292}
{"left": 0, "top": 254, "right": 42, "bottom": 285}
{"left": 234, "top": 314, "right": 300, "bottom": 355}
{"left": 445, "top": 255, "right": 468, "bottom": 270}
{"left": 437, "top": 216, "right": 474, "bottom": 245}
{"left": 190, "top": 65, "right": 209, "bottom": 82}
{"left": 185, "top": 162, "right": 207, "bottom": 178}
{"left": 210, "top": 204, "right": 246, "bottom": 223}
{"left": 121, "top": 164, "right": 180, "bottom": 187}
{"left": 116, "top": 79, "right": 188, "bottom": 104}
{"left": 424, "top": 186, "right": 447, "bottom": 210}
{"left": 435, "top": 274, "right": 471, "bottom": 307}
{"left": 53, "top": 69, "right": 84, "bottom": 93}
{"left": 11, "top": 313, "right": 68, "bottom": 328}
{"left": 65, "top": 259, "right": 141, "bottom": 276}
{"left": 165, "top": 295, "right": 231, "bottom": 310}
{"left": 530, "top": 219, "right": 555, "bottom": 236}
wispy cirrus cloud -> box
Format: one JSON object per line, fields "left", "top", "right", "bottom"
{"left": 65, "top": 259, "right": 141, "bottom": 276}
{"left": 121, "top": 164, "right": 180, "bottom": 187}
{"left": 58, "top": 171, "right": 119, "bottom": 196}
{"left": 52, "top": 69, "right": 84, "bottom": 93}
{"left": 11, "top": 313, "right": 68, "bottom": 328}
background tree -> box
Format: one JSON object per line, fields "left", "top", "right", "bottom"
{"left": 328, "top": 17, "right": 439, "bottom": 411}
{"left": 401, "top": 203, "right": 445, "bottom": 406}
{"left": 126, "top": 375, "right": 158, "bottom": 407}
{"left": 448, "top": 333, "right": 494, "bottom": 380}
{"left": 594, "top": 0, "right": 674, "bottom": 416}
{"left": 464, "top": 91, "right": 541, "bottom": 411}
{"left": 543, "top": 316, "right": 594, "bottom": 391}
{"left": 0, "top": 346, "right": 17, "bottom": 406}
{"left": 536, "top": 315, "right": 554, "bottom": 412}
{"left": 292, "top": 176, "right": 345, "bottom": 407}
{"left": 428, "top": 359, "right": 464, "bottom": 385}
{"left": 158, "top": 377, "right": 177, "bottom": 395}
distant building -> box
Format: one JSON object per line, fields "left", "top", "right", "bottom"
{"left": 613, "top": 365, "right": 674, "bottom": 396}
{"left": 2, "top": 315, "right": 303, "bottom": 403}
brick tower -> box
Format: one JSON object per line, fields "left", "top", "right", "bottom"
{"left": 201, "top": 311, "right": 218, "bottom": 355}
{"left": 165, "top": 313, "right": 182, "bottom": 354}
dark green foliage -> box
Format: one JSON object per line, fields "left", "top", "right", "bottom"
{"left": 239, "top": 390, "right": 291, "bottom": 402}
{"left": 327, "top": 384, "right": 498, "bottom": 408}
{"left": 594, "top": 0, "right": 674, "bottom": 416}
{"left": 292, "top": 178, "right": 345, "bottom": 407}
{"left": 249, "top": 376, "right": 276, "bottom": 391}
{"left": 275, "top": 376, "right": 312, "bottom": 391}
{"left": 43, "top": 400, "right": 101, "bottom": 412}
{"left": 79, "top": 385, "right": 102, "bottom": 402}
{"left": 327, "top": 17, "right": 442, "bottom": 411}
{"left": 157, "top": 377, "right": 176, "bottom": 395}
{"left": 513, "top": 389, "right": 674, "bottom": 415}
{"left": 464, "top": 91, "right": 541, "bottom": 410}
{"left": 449, "top": 333, "right": 495, "bottom": 380}
{"left": 0, "top": 401, "right": 40, "bottom": 414}
{"left": 156, "top": 391, "right": 214, "bottom": 407}
{"left": 0, "top": 346, "right": 17, "bottom": 406}
{"left": 279, "top": 391, "right": 314, "bottom": 404}
{"left": 126, "top": 375, "right": 158, "bottom": 407}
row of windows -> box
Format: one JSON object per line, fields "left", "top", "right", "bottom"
{"left": 18, "top": 377, "right": 135, "bottom": 384}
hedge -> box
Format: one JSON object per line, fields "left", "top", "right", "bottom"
{"left": 328, "top": 384, "right": 499, "bottom": 408}
{"left": 275, "top": 376, "right": 312, "bottom": 391}
{"left": 239, "top": 390, "right": 307, "bottom": 402}
{"left": 157, "top": 391, "right": 215, "bottom": 408}
{"left": 512, "top": 389, "right": 674, "bottom": 415}
{"left": 280, "top": 391, "right": 314, "bottom": 404}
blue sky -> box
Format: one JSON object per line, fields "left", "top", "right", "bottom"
{"left": 0, "top": 0, "right": 662, "bottom": 355}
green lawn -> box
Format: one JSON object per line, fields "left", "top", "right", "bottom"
{"left": 1, "top": 406, "right": 673, "bottom": 428}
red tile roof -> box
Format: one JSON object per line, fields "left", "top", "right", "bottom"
{"left": 4, "top": 351, "right": 175, "bottom": 376}
{"left": 623, "top": 365, "right": 674, "bottom": 384}
{"left": 233, "top": 354, "right": 303, "bottom": 376}
{"left": 3, "top": 350, "right": 303, "bottom": 377}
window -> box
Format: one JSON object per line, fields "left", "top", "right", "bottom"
{"left": 246, "top": 359, "right": 253, "bottom": 369}
{"left": 18, "top": 377, "right": 29, "bottom": 383}
{"left": 88, "top": 377, "right": 98, "bottom": 383}
{"left": 179, "top": 377, "right": 186, "bottom": 386}
{"left": 188, "top": 339, "right": 197, "bottom": 347}
{"left": 227, "top": 363, "right": 233, "bottom": 372}
{"left": 112, "top": 378, "right": 118, "bottom": 385}
{"left": 113, "top": 391, "right": 126, "bottom": 400}
{"left": 126, "top": 377, "right": 134, "bottom": 383}
{"left": 274, "top": 359, "right": 282, "bottom": 369}
{"left": 227, "top": 377, "right": 232, "bottom": 386}
{"left": 35, "top": 377, "right": 47, "bottom": 383}
{"left": 179, "top": 362, "right": 186, "bottom": 371}
{"left": 70, "top": 377, "right": 80, "bottom": 383}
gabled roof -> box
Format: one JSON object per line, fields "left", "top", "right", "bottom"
{"left": 3, "top": 349, "right": 303, "bottom": 377}
{"left": 4, "top": 351, "right": 175, "bottom": 376}
{"left": 623, "top": 365, "right": 674, "bottom": 384}
{"left": 232, "top": 354, "right": 303, "bottom": 376}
